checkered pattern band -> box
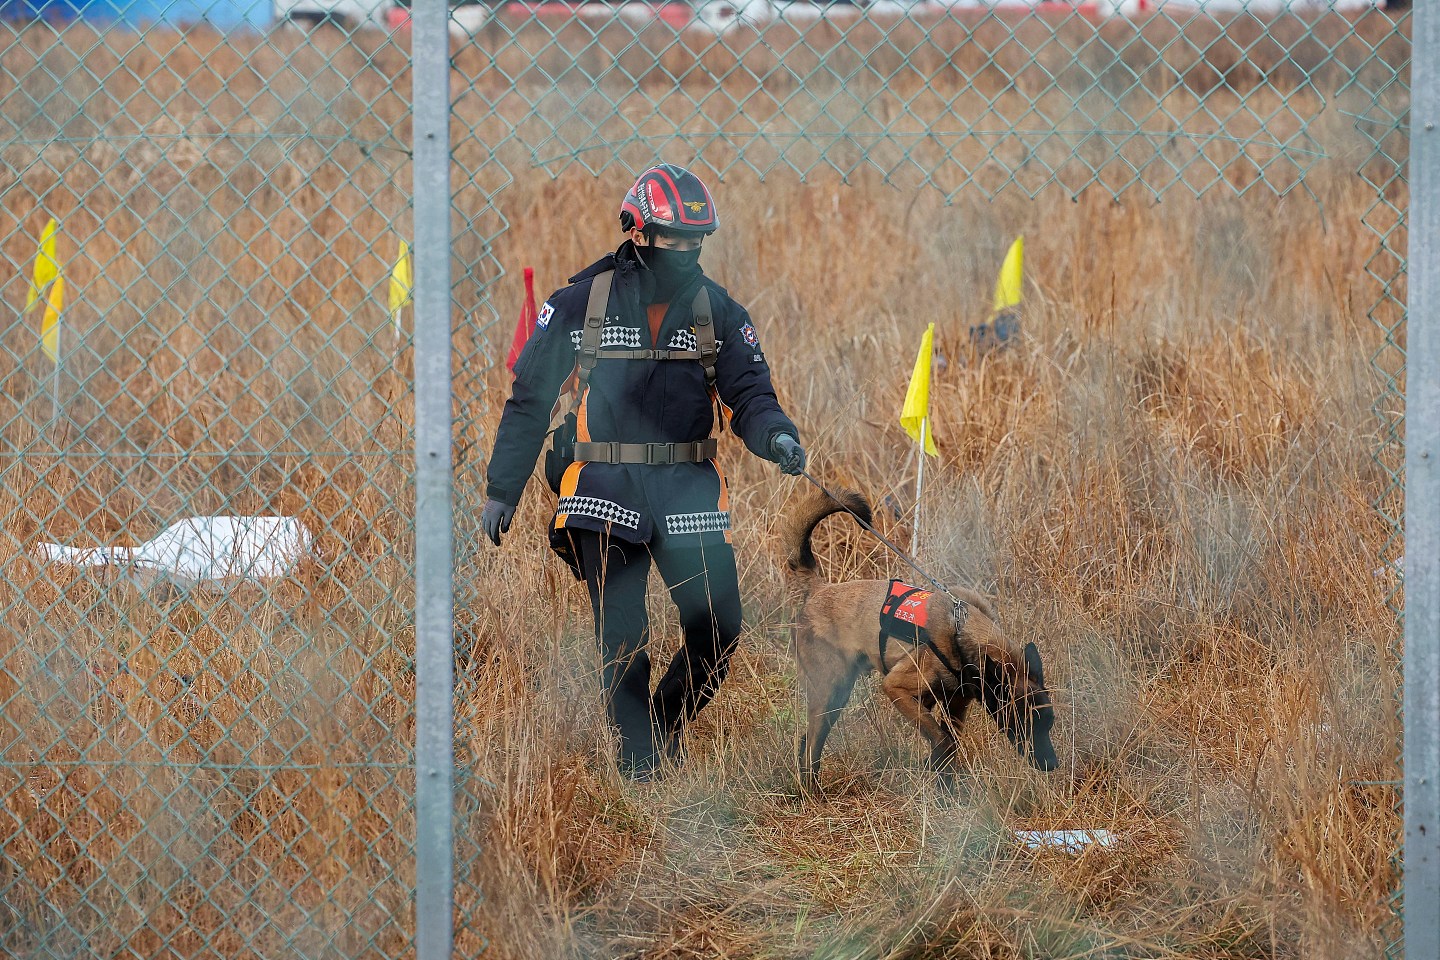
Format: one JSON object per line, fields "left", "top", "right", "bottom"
{"left": 570, "top": 328, "right": 720, "bottom": 353}
{"left": 665, "top": 511, "right": 731, "bottom": 535}
{"left": 569, "top": 326, "right": 643, "bottom": 350}
{"left": 557, "top": 496, "right": 640, "bottom": 530}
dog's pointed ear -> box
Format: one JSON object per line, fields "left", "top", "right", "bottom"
{"left": 1024, "top": 642, "right": 1044, "bottom": 684}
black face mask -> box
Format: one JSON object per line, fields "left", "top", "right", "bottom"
{"left": 643, "top": 246, "right": 702, "bottom": 302}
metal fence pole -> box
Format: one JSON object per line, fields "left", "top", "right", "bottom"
{"left": 1407, "top": 4, "right": 1440, "bottom": 954}
{"left": 412, "top": 0, "right": 456, "bottom": 955}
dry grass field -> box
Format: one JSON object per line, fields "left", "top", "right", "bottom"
{"left": 0, "top": 8, "right": 1412, "bottom": 958}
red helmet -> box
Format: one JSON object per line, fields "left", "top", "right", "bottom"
{"left": 618, "top": 164, "right": 719, "bottom": 236}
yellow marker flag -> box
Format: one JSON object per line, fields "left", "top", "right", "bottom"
{"left": 899, "top": 322, "right": 939, "bottom": 457}
{"left": 40, "top": 274, "right": 63, "bottom": 363}
{"left": 25, "top": 217, "right": 59, "bottom": 314}
{"left": 992, "top": 234, "right": 1023, "bottom": 314}
{"left": 388, "top": 239, "right": 412, "bottom": 333}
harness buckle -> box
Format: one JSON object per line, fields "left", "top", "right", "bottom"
{"left": 645, "top": 442, "right": 674, "bottom": 465}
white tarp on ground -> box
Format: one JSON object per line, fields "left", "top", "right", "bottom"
{"left": 1014, "top": 829, "right": 1120, "bottom": 853}
{"left": 34, "top": 516, "right": 313, "bottom": 587}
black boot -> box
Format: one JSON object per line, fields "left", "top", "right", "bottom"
{"left": 617, "top": 734, "right": 664, "bottom": 782}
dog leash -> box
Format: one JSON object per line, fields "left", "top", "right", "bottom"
{"left": 799, "top": 469, "right": 958, "bottom": 604}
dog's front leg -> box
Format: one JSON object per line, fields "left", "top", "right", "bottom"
{"left": 884, "top": 678, "right": 959, "bottom": 792}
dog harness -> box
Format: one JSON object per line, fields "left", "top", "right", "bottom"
{"left": 878, "top": 579, "right": 978, "bottom": 691}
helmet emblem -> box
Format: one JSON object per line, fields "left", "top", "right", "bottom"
{"left": 684, "top": 201, "right": 707, "bottom": 214}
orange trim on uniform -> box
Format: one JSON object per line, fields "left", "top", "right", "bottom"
{"left": 715, "top": 391, "right": 734, "bottom": 427}
{"left": 713, "top": 458, "right": 732, "bottom": 544}
{"left": 576, "top": 388, "right": 591, "bottom": 443}
{"left": 647, "top": 302, "right": 667, "bottom": 346}
{"left": 553, "top": 462, "right": 586, "bottom": 530}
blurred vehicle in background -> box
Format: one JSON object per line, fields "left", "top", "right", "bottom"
{"left": 383, "top": 0, "right": 493, "bottom": 33}
{"left": 691, "top": 0, "right": 1387, "bottom": 34}
{"left": 286, "top": 0, "right": 1387, "bottom": 38}
{"left": 1114, "top": 0, "right": 1386, "bottom": 11}
{"left": 273, "top": 0, "right": 390, "bottom": 29}
{"left": 533, "top": 0, "right": 691, "bottom": 28}
{"left": 690, "top": 0, "right": 1128, "bottom": 32}
{"left": 692, "top": 0, "right": 864, "bottom": 33}
{"left": 384, "top": 0, "right": 692, "bottom": 34}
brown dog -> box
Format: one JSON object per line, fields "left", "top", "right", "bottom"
{"left": 787, "top": 488, "right": 1059, "bottom": 793}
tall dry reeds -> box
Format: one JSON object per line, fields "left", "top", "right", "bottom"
{"left": 0, "top": 10, "right": 1410, "bottom": 958}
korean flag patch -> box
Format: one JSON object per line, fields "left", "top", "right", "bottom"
{"left": 536, "top": 301, "right": 555, "bottom": 330}
{"left": 741, "top": 322, "right": 759, "bottom": 347}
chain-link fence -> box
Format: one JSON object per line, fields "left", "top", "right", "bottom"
{"left": 0, "top": 16, "right": 454, "bottom": 958}
{"left": 0, "top": 0, "right": 1423, "bottom": 956}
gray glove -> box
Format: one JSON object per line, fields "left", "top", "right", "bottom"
{"left": 770, "top": 434, "right": 806, "bottom": 476}
{"left": 481, "top": 498, "right": 516, "bottom": 547}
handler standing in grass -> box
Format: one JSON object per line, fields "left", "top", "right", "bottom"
{"left": 481, "top": 163, "right": 806, "bottom": 781}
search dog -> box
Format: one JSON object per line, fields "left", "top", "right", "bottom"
{"left": 787, "top": 487, "right": 1059, "bottom": 794}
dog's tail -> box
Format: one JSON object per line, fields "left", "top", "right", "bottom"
{"left": 785, "top": 486, "right": 872, "bottom": 600}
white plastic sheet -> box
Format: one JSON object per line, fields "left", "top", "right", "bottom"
{"left": 35, "top": 516, "right": 313, "bottom": 587}
{"left": 1014, "top": 829, "right": 1120, "bottom": 853}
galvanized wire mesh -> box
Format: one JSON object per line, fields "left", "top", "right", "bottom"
{"left": 0, "top": 19, "right": 432, "bottom": 958}
{"left": 0, "top": 1, "right": 1418, "bottom": 956}
{"left": 1347, "top": 16, "right": 1409, "bottom": 955}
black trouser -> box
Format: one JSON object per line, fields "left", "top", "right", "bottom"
{"left": 567, "top": 528, "right": 743, "bottom": 770}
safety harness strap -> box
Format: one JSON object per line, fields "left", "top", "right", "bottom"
{"left": 597, "top": 348, "right": 704, "bottom": 361}
{"left": 692, "top": 286, "right": 717, "bottom": 386}
{"left": 576, "top": 275, "right": 718, "bottom": 387}
{"left": 570, "top": 274, "right": 721, "bottom": 464}
{"left": 576, "top": 268, "right": 614, "bottom": 391}
{"left": 573, "top": 438, "right": 718, "bottom": 465}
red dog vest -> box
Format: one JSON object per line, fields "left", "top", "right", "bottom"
{"left": 878, "top": 579, "right": 934, "bottom": 659}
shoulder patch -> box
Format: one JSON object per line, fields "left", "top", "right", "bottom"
{"left": 536, "top": 301, "right": 555, "bottom": 330}
{"left": 741, "top": 322, "right": 759, "bottom": 347}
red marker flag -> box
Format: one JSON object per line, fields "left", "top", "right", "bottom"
{"left": 505, "top": 267, "right": 538, "bottom": 374}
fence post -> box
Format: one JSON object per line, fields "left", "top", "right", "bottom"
{"left": 412, "top": 0, "right": 456, "bottom": 955}
{"left": 1406, "top": 3, "right": 1440, "bottom": 954}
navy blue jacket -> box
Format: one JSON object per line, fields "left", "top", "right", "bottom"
{"left": 486, "top": 243, "right": 798, "bottom": 547}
